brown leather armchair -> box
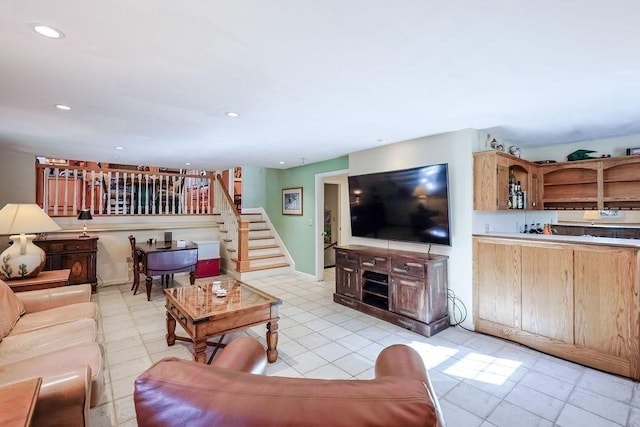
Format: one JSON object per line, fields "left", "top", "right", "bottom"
{"left": 134, "top": 336, "right": 445, "bottom": 426}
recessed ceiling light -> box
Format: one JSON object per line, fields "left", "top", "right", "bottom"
{"left": 55, "top": 104, "right": 71, "bottom": 111}
{"left": 114, "top": 146, "right": 125, "bottom": 150}
{"left": 185, "top": 162, "right": 191, "bottom": 166}
{"left": 279, "top": 161, "right": 285, "bottom": 165}
{"left": 225, "top": 112, "right": 239, "bottom": 118}
{"left": 33, "top": 24, "right": 64, "bottom": 39}
{"left": 377, "top": 139, "right": 386, "bottom": 144}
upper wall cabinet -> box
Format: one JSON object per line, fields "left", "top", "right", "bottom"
{"left": 473, "top": 151, "right": 542, "bottom": 211}
{"left": 541, "top": 156, "right": 640, "bottom": 210}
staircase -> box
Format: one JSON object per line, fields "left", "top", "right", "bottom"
{"left": 232, "top": 212, "right": 291, "bottom": 276}
{"left": 213, "top": 175, "right": 292, "bottom": 279}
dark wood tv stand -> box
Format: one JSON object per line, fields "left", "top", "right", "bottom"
{"left": 333, "top": 245, "right": 449, "bottom": 337}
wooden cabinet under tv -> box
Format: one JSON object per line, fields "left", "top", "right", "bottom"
{"left": 333, "top": 245, "right": 449, "bottom": 337}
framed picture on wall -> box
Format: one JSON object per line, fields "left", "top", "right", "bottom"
{"left": 282, "top": 187, "right": 303, "bottom": 215}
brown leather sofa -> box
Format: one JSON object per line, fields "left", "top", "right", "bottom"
{"left": 0, "top": 280, "right": 103, "bottom": 426}
{"left": 135, "top": 336, "right": 445, "bottom": 426}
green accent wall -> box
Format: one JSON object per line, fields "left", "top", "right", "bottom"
{"left": 264, "top": 156, "right": 349, "bottom": 275}
{"left": 241, "top": 165, "right": 267, "bottom": 208}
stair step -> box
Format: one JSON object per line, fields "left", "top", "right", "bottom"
{"left": 250, "top": 244, "right": 279, "bottom": 250}
{"left": 251, "top": 253, "right": 284, "bottom": 261}
{"left": 249, "top": 236, "right": 275, "bottom": 241}
{"left": 246, "top": 262, "right": 290, "bottom": 272}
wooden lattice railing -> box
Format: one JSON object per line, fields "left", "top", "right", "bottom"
{"left": 36, "top": 164, "right": 215, "bottom": 217}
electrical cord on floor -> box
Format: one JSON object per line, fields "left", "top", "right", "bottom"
{"left": 448, "top": 289, "right": 474, "bottom": 332}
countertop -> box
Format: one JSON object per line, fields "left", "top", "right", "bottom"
{"left": 473, "top": 232, "right": 640, "bottom": 248}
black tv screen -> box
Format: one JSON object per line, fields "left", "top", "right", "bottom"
{"left": 348, "top": 163, "right": 451, "bottom": 246}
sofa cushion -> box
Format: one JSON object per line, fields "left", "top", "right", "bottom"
{"left": 0, "top": 318, "right": 96, "bottom": 365}
{"left": 0, "top": 342, "right": 104, "bottom": 407}
{"left": 10, "top": 302, "right": 97, "bottom": 336}
{"left": 0, "top": 279, "right": 25, "bottom": 341}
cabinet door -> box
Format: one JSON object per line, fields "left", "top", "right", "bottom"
{"left": 521, "top": 244, "right": 573, "bottom": 343}
{"left": 574, "top": 247, "right": 639, "bottom": 374}
{"left": 335, "top": 264, "right": 360, "bottom": 299}
{"left": 62, "top": 253, "right": 91, "bottom": 285}
{"left": 390, "top": 276, "right": 425, "bottom": 321}
{"left": 528, "top": 168, "right": 542, "bottom": 210}
{"left": 473, "top": 239, "right": 521, "bottom": 328}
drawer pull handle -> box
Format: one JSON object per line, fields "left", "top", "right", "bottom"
{"left": 393, "top": 267, "right": 408, "bottom": 273}
{"left": 362, "top": 258, "right": 376, "bottom": 267}
{"left": 342, "top": 267, "right": 354, "bottom": 273}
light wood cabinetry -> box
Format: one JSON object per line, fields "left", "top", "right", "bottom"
{"left": 334, "top": 245, "right": 449, "bottom": 337}
{"left": 473, "top": 151, "right": 542, "bottom": 210}
{"left": 541, "top": 156, "right": 640, "bottom": 210}
{"left": 520, "top": 244, "right": 573, "bottom": 343}
{"left": 473, "top": 236, "right": 640, "bottom": 379}
{"left": 573, "top": 247, "right": 638, "bottom": 375}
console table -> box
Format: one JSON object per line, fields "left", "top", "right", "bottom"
{"left": 8, "top": 269, "right": 71, "bottom": 292}
{"left": 34, "top": 237, "right": 98, "bottom": 292}
{"left": 333, "top": 245, "right": 449, "bottom": 337}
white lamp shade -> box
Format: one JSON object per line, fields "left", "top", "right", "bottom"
{"left": 0, "top": 204, "right": 61, "bottom": 235}
{"left": 0, "top": 204, "right": 61, "bottom": 280}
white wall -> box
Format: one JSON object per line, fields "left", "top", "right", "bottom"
{"left": 349, "top": 128, "right": 480, "bottom": 329}
{"left": 0, "top": 150, "right": 36, "bottom": 205}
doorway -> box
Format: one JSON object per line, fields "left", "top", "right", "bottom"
{"left": 314, "top": 169, "right": 349, "bottom": 281}
{"left": 323, "top": 183, "right": 339, "bottom": 268}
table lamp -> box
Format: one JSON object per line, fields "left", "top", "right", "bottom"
{"left": 0, "top": 204, "right": 62, "bottom": 280}
{"left": 77, "top": 209, "right": 93, "bottom": 238}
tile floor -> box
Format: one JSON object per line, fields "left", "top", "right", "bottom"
{"left": 89, "top": 269, "right": 640, "bottom": 426}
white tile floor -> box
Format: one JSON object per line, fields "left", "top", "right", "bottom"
{"left": 89, "top": 269, "right": 640, "bottom": 426}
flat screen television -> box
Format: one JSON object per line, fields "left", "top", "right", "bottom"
{"left": 348, "top": 163, "right": 451, "bottom": 246}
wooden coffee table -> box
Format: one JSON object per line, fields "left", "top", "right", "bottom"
{"left": 165, "top": 279, "right": 282, "bottom": 363}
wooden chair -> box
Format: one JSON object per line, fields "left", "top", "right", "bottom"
{"left": 128, "top": 235, "right": 143, "bottom": 294}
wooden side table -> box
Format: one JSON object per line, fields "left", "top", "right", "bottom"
{"left": 8, "top": 269, "right": 71, "bottom": 292}
{"left": 0, "top": 377, "right": 42, "bottom": 426}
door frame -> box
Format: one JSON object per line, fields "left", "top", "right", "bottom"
{"left": 314, "top": 169, "right": 349, "bottom": 281}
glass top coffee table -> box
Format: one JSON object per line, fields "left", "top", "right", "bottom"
{"left": 164, "top": 278, "right": 282, "bottom": 364}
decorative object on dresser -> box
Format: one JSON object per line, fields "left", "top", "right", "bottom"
{"left": 34, "top": 237, "right": 98, "bottom": 292}
{"left": 0, "top": 203, "right": 62, "bottom": 280}
{"left": 333, "top": 245, "right": 449, "bottom": 337}
{"left": 76, "top": 209, "right": 93, "bottom": 238}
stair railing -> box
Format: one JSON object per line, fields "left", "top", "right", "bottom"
{"left": 214, "top": 174, "right": 250, "bottom": 272}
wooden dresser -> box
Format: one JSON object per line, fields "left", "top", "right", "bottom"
{"left": 34, "top": 237, "right": 98, "bottom": 292}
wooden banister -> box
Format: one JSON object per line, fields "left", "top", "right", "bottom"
{"left": 215, "top": 174, "right": 249, "bottom": 272}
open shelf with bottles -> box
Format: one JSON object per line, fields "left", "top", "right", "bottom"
{"left": 473, "top": 151, "right": 542, "bottom": 211}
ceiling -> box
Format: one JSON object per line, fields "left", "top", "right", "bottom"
{"left": 1, "top": 1, "right": 640, "bottom": 170}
